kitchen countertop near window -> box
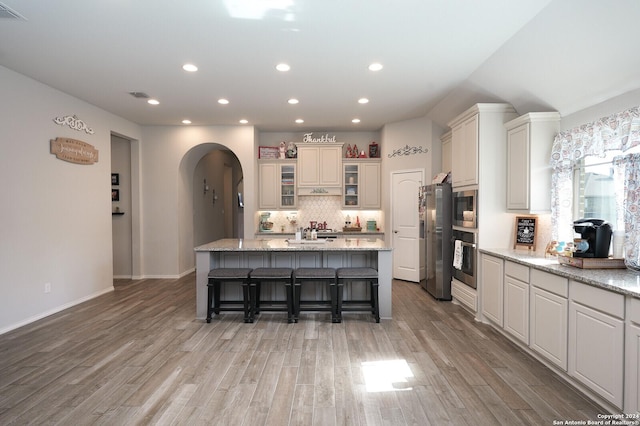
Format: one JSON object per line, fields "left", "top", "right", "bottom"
{"left": 481, "top": 248, "right": 640, "bottom": 298}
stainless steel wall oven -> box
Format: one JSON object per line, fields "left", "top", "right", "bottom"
{"left": 451, "top": 229, "right": 477, "bottom": 289}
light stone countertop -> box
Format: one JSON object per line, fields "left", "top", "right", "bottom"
{"left": 195, "top": 238, "right": 392, "bottom": 252}
{"left": 481, "top": 248, "right": 640, "bottom": 298}
{"left": 254, "top": 231, "right": 384, "bottom": 237}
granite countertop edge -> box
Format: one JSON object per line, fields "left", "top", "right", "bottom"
{"left": 196, "top": 238, "right": 392, "bottom": 252}
{"left": 480, "top": 248, "right": 640, "bottom": 298}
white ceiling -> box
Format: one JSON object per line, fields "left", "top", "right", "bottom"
{"left": 1, "top": 0, "right": 638, "bottom": 131}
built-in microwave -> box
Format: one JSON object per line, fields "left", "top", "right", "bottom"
{"left": 452, "top": 190, "right": 477, "bottom": 229}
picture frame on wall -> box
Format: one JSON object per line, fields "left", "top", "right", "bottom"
{"left": 112, "top": 189, "right": 120, "bottom": 202}
{"left": 111, "top": 173, "right": 119, "bottom": 185}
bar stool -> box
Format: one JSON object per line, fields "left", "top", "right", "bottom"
{"left": 207, "top": 268, "right": 253, "bottom": 323}
{"left": 249, "top": 267, "right": 294, "bottom": 323}
{"left": 292, "top": 267, "right": 337, "bottom": 323}
{"left": 335, "top": 267, "right": 380, "bottom": 323}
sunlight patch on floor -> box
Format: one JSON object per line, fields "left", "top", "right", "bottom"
{"left": 361, "top": 359, "right": 414, "bottom": 392}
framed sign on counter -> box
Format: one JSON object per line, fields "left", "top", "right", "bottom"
{"left": 514, "top": 215, "right": 537, "bottom": 251}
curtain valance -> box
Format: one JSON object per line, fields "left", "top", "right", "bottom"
{"left": 550, "top": 106, "right": 640, "bottom": 169}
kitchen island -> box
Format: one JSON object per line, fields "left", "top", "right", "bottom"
{"left": 194, "top": 238, "right": 393, "bottom": 320}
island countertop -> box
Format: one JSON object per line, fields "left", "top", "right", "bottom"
{"left": 194, "top": 237, "right": 393, "bottom": 320}
{"left": 195, "top": 237, "right": 392, "bottom": 252}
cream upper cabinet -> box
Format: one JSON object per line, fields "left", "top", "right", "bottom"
{"left": 296, "top": 143, "right": 343, "bottom": 187}
{"left": 258, "top": 161, "right": 296, "bottom": 209}
{"left": 505, "top": 112, "right": 560, "bottom": 213}
{"left": 441, "top": 130, "right": 452, "bottom": 174}
{"left": 343, "top": 160, "right": 381, "bottom": 209}
{"left": 451, "top": 114, "right": 478, "bottom": 188}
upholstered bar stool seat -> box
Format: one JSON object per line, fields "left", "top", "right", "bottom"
{"left": 292, "top": 267, "right": 337, "bottom": 323}
{"left": 249, "top": 267, "right": 294, "bottom": 323}
{"left": 207, "top": 268, "right": 253, "bottom": 323}
{"left": 336, "top": 267, "right": 380, "bottom": 323}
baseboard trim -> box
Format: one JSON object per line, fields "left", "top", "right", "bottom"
{"left": 0, "top": 286, "right": 115, "bottom": 336}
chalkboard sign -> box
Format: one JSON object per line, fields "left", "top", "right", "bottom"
{"left": 514, "top": 216, "right": 537, "bottom": 251}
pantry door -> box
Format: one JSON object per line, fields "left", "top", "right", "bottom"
{"left": 391, "top": 169, "right": 423, "bottom": 282}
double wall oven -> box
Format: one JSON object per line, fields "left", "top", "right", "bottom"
{"left": 451, "top": 190, "right": 478, "bottom": 289}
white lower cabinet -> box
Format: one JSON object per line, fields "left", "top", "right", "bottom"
{"left": 626, "top": 298, "right": 640, "bottom": 413}
{"left": 529, "top": 269, "right": 568, "bottom": 371}
{"left": 481, "top": 254, "right": 503, "bottom": 326}
{"left": 569, "top": 280, "right": 625, "bottom": 409}
{"left": 503, "top": 261, "right": 530, "bottom": 344}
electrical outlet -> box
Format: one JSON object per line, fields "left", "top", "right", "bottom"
{"left": 44, "top": 282, "right": 51, "bottom": 293}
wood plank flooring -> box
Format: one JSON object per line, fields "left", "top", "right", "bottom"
{"left": 0, "top": 274, "right": 605, "bottom": 425}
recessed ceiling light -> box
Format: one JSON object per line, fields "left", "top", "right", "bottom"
{"left": 276, "top": 63, "right": 290, "bottom": 72}
{"left": 358, "top": 98, "right": 369, "bottom": 104}
{"left": 352, "top": 118, "right": 361, "bottom": 124}
{"left": 147, "top": 99, "right": 160, "bottom": 105}
{"left": 182, "top": 63, "right": 198, "bottom": 72}
{"left": 239, "top": 119, "right": 248, "bottom": 124}
{"left": 218, "top": 98, "right": 229, "bottom": 105}
{"left": 288, "top": 98, "right": 299, "bottom": 105}
{"left": 182, "top": 119, "right": 192, "bottom": 124}
{"left": 368, "top": 63, "right": 383, "bottom": 72}
{"left": 295, "top": 119, "right": 304, "bottom": 124}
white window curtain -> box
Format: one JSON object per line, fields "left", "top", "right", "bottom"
{"left": 550, "top": 106, "right": 640, "bottom": 241}
{"left": 613, "top": 153, "right": 640, "bottom": 268}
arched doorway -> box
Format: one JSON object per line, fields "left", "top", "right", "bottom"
{"left": 178, "top": 143, "right": 244, "bottom": 274}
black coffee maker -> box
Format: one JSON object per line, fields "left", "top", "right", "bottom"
{"left": 573, "top": 218, "right": 613, "bottom": 258}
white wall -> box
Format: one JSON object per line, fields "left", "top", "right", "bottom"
{"left": 0, "top": 66, "right": 142, "bottom": 333}
{"left": 140, "top": 126, "right": 255, "bottom": 277}
{"left": 380, "top": 116, "right": 440, "bottom": 243}
{"left": 559, "top": 88, "right": 640, "bottom": 131}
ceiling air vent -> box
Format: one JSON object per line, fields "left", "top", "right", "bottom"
{"left": 0, "top": 2, "right": 26, "bottom": 20}
{"left": 128, "top": 91, "right": 150, "bottom": 99}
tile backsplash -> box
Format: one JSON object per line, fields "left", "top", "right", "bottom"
{"left": 257, "top": 196, "right": 383, "bottom": 232}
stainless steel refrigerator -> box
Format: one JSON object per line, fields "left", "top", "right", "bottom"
{"left": 421, "top": 183, "right": 453, "bottom": 300}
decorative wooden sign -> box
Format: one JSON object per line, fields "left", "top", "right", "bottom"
{"left": 50, "top": 137, "right": 99, "bottom": 165}
{"left": 302, "top": 133, "right": 337, "bottom": 143}
{"left": 514, "top": 215, "right": 537, "bottom": 251}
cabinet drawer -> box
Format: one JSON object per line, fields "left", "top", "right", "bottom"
{"left": 505, "top": 261, "right": 529, "bottom": 283}
{"left": 570, "top": 280, "right": 624, "bottom": 319}
{"left": 531, "top": 269, "right": 568, "bottom": 298}
{"left": 631, "top": 297, "right": 640, "bottom": 325}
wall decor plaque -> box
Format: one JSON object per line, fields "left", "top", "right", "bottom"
{"left": 514, "top": 215, "right": 537, "bottom": 251}
{"left": 52, "top": 114, "right": 95, "bottom": 134}
{"left": 50, "top": 137, "right": 99, "bottom": 165}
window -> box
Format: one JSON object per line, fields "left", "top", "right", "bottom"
{"left": 573, "top": 153, "right": 617, "bottom": 224}
{"left": 550, "top": 106, "right": 640, "bottom": 242}
{"left": 573, "top": 146, "right": 640, "bottom": 229}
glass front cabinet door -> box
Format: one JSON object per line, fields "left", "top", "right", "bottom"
{"left": 342, "top": 161, "right": 381, "bottom": 209}
{"left": 343, "top": 163, "right": 359, "bottom": 208}
{"left": 280, "top": 163, "right": 296, "bottom": 208}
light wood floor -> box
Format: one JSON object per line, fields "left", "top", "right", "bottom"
{"left": 0, "top": 274, "right": 605, "bottom": 425}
